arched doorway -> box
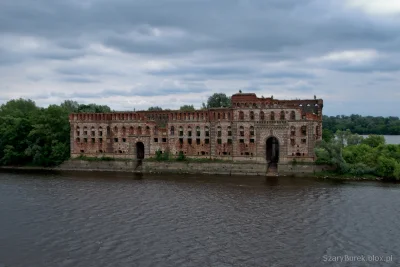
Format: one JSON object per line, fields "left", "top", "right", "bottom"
{"left": 136, "top": 142, "right": 144, "bottom": 159}
{"left": 266, "top": 137, "right": 279, "bottom": 163}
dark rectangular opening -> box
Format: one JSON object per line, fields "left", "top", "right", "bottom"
{"left": 250, "top": 139, "right": 255, "bottom": 143}
{"left": 205, "top": 139, "right": 209, "bottom": 144}
{"left": 188, "top": 138, "right": 192, "bottom": 144}
{"left": 196, "top": 139, "right": 200, "bottom": 145}
{"left": 154, "top": 138, "right": 158, "bottom": 142}
{"left": 227, "top": 139, "right": 232, "bottom": 144}
{"left": 239, "top": 139, "right": 244, "bottom": 143}
{"left": 217, "top": 139, "right": 222, "bottom": 144}
{"left": 179, "top": 138, "right": 183, "bottom": 144}
{"left": 114, "top": 138, "right": 118, "bottom": 142}
{"left": 162, "top": 138, "right": 167, "bottom": 142}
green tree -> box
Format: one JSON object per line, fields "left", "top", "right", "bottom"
{"left": 179, "top": 105, "right": 195, "bottom": 111}
{"left": 202, "top": 93, "right": 231, "bottom": 108}
{"left": 322, "top": 129, "right": 334, "bottom": 142}
{"left": 148, "top": 106, "right": 163, "bottom": 111}
{"left": 362, "top": 135, "right": 385, "bottom": 148}
{"left": 77, "top": 103, "right": 111, "bottom": 113}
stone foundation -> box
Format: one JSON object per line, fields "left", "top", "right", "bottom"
{"left": 57, "top": 160, "right": 333, "bottom": 177}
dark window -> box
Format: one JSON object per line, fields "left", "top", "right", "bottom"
{"left": 260, "top": 111, "right": 265, "bottom": 121}
{"left": 91, "top": 138, "right": 95, "bottom": 143}
{"left": 205, "top": 139, "right": 209, "bottom": 144}
{"left": 188, "top": 138, "right": 192, "bottom": 145}
{"left": 91, "top": 131, "right": 95, "bottom": 136}
{"left": 162, "top": 138, "right": 167, "bottom": 142}
{"left": 301, "top": 126, "right": 307, "bottom": 135}
{"left": 99, "top": 138, "right": 103, "bottom": 143}
{"left": 239, "top": 111, "right": 244, "bottom": 120}
{"left": 250, "top": 139, "right": 255, "bottom": 143}
{"left": 227, "top": 139, "right": 232, "bottom": 144}
{"left": 154, "top": 138, "right": 158, "bottom": 142}
{"left": 122, "top": 138, "right": 126, "bottom": 142}
{"left": 114, "top": 138, "right": 118, "bottom": 142}
{"left": 84, "top": 138, "right": 87, "bottom": 143}
{"left": 239, "top": 139, "right": 244, "bottom": 143}
{"left": 217, "top": 139, "right": 222, "bottom": 144}
{"left": 302, "top": 139, "right": 307, "bottom": 144}
{"left": 290, "top": 111, "right": 296, "bottom": 120}
{"left": 179, "top": 138, "right": 183, "bottom": 144}
{"left": 280, "top": 111, "right": 285, "bottom": 120}
{"left": 250, "top": 111, "right": 254, "bottom": 120}
{"left": 196, "top": 139, "right": 200, "bottom": 145}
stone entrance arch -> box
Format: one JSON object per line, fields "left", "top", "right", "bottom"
{"left": 266, "top": 136, "right": 279, "bottom": 163}
{"left": 136, "top": 142, "right": 145, "bottom": 159}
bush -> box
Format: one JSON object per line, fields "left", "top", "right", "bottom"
{"left": 376, "top": 156, "right": 398, "bottom": 178}
{"left": 177, "top": 151, "right": 186, "bottom": 161}
{"left": 348, "top": 163, "right": 375, "bottom": 176}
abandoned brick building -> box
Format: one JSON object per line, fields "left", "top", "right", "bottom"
{"left": 69, "top": 93, "right": 323, "bottom": 165}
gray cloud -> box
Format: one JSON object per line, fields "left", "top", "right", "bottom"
{"left": 0, "top": 0, "right": 400, "bottom": 115}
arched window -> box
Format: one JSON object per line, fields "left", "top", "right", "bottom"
{"left": 239, "top": 126, "right": 244, "bottom": 137}
{"left": 98, "top": 126, "right": 103, "bottom": 137}
{"left": 260, "top": 111, "right": 265, "bottom": 121}
{"left": 187, "top": 126, "right": 192, "bottom": 137}
{"left": 106, "top": 126, "right": 111, "bottom": 136}
{"left": 250, "top": 126, "right": 254, "bottom": 136}
{"left": 223, "top": 113, "right": 226, "bottom": 119}
{"left": 291, "top": 126, "right": 296, "bottom": 136}
{"left": 179, "top": 126, "right": 183, "bottom": 136}
{"left": 137, "top": 126, "right": 142, "bottom": 135}
{"left": 270, "top": 111, "right": 275, "bottom": 120}
{"left": 217, "top": 126, "right": 221, "bottom": 137}
{"left": 91, "top": 126, "right": 95, "bottom": 136}
{"left": 170, "top": 126, "right": 175, "bottom": 135}
{"left": 83, "top": 126, "right": 88, "bottom": 135}
{"left": 196, "top": 126, "right": 201, "bottom": 136}
{"left": 239, "top": 111, "right": 244, "bottom": 120}
{"left": 228, "top": 112, "right": 231, "bottom": 120}
{"left": 280, "top": 111, "right": 285, "bottom": 120}
{"left": 290, "top": 111, "right": 296, "bottom": 120}
{"left": 227, "top": 126, "right": 232, "bottom": 136}
{"left": 154, "top": 126, "right": 158, "bottom": 135}
{"left": 250, "top": 111, "right": 254, "bottom": 120}
{"left": 145, "top": 126, "right": 150, "bottom": 135}
{"left": 114, "top": 126, "right": 118, "bottom": 133}
{"left": 129, "top": 126, "right": 134, "bottom": 135}
{"left": 76, "top": 126, "right": 80, "bottom": 136}
{"left": 205, "top": 126, "right": 209, "bottom": 137}
{"left": 122, "top": 126, "right": 126, "bottom": 135}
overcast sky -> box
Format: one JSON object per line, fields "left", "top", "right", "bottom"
{"left": 1, "top": 0, "right": 400, "bottom": 116}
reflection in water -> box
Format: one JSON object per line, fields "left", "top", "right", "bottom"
{"left": 0, "top": 171, "right": 399, "bottom": 267}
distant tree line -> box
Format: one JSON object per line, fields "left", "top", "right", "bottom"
{"left": 323, "top": 115, "right": 400, "bottom": 135}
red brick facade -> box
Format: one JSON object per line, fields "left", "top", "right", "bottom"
{"left": 69, "top": 93, "right": 323, "bottom": 163}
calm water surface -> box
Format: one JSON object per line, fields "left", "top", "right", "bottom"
{"left": 0, "top": 171, "right": 399, "bottom": 267}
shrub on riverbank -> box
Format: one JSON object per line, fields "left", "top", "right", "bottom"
{"left": 316, "top": 130, "right": 400, "bottom": 180}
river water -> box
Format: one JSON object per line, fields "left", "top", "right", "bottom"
{"left": 0, "top": 171, "right": 399, "bottom": 267}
